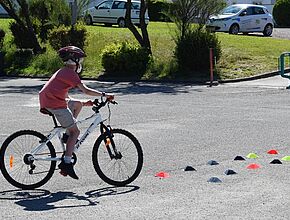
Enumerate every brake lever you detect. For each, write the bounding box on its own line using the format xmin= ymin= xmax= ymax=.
xmin=93 ymin=98 xmax=99 ymax=106
xmin=110 ymin=100 xmax=118 ymax=105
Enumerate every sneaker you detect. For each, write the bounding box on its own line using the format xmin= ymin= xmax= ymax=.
xmin=58 ymin=161 xmax=79 ymax=180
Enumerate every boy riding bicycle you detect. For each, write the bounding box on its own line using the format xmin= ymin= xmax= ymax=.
xmin=39 ymin=46 xmax=114 ymax=180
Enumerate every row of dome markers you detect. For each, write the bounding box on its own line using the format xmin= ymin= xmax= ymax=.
xmin=155 ymin=149 xmax=290 ymax=182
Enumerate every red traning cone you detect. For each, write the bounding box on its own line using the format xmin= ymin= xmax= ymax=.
xmin=247 ymin=163 xmax=261 ymax=169
xmin=155 ymin=171 xmax=169 ymax=178
xmin=267 ymin=149 xmax=278 ymax=155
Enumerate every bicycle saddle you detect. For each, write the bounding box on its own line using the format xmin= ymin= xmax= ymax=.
xmin=40 ymin=108 xmax=53 ymax=116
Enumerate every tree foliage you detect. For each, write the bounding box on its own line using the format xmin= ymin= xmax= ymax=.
xmin=0 ymin=0 xmax=42 ymax=53
xmin=273 ymin=0 xmax=290 ymax=27
xmin=166 ymin=0 xmax=225 ymax=75
xmin=167 ymin=0 xmax=226 ymax=39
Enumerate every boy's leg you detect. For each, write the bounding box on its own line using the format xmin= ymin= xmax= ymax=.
xmin=65 ymin=124 xmax=80 ymax=159
xmin=68 ymin=100 xmax=82 ymax=118
xmin=46 ymin=107 xmax=80 ymax=179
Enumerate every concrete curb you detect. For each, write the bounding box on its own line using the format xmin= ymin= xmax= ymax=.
xmin=217 ymin=70 xmax=280 ymax=84
xmin=0 ymin=70 xmax=282 ymax=85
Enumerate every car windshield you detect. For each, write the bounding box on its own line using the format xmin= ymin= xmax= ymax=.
xmin=221 ymin=5 xmax=243 ymax=15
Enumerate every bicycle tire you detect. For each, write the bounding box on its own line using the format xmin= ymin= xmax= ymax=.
xmin=92 ymin=128 xmax=143 ymax=186
xmin=0 ymin=130 xmax=56 ymax=189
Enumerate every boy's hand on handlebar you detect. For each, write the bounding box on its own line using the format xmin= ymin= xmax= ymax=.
xmin=104 ymin=93 xmax=114 ymax=101
xmin=82 ymin=100 xmax=94 ymax=106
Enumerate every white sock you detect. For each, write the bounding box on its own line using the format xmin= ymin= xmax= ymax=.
xmin=64 ymin=156 xmax=72 ymax=164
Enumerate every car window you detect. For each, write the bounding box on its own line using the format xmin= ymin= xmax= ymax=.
xmin=253 ymin=7 xmax=265 ymax=15
xmin=112 ymin=1 xmax=125 ymax=9
xmin=246 ymin=7 xmax=254 ymax=15
xmin=132 ymin=3 xmax=140 ymax=10
xmin=221 ymin=5 xmax=243 ymax=15
xmin=111 ymin=1 xmax=139 ymax=9
xmin=97 ymin=1 xmax=113 ymax=10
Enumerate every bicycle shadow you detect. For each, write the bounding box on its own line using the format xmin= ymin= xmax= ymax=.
xmin=0 ymin=185 xmax=139 ymax=211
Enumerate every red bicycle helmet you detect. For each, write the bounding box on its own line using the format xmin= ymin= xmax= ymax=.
xmin=58 ymin=46 xmax=86 ymax=63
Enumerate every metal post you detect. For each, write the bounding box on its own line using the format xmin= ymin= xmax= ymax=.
xmin=209 ymin=48 xmax=214 ymax=87
xmin=69 ymin=0 xmax=78 ymax=26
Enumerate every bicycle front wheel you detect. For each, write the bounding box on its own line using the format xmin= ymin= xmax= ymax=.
xmin=0 ymin=130 xmax=56 ymax=189
xmin=92 ymin=128 xmax=143 ymax=186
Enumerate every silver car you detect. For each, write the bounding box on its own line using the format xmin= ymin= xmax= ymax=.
xmin=82 ymin=0 xmax=149 ymax=27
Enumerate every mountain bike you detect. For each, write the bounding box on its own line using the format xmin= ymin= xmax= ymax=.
xmin=0 ymin=98 xmax=143 ymax=190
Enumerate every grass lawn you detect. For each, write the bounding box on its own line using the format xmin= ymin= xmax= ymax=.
xmin=1 ymin=18 xmax=290 ymax=80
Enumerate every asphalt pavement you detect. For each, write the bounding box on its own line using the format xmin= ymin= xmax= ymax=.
xmin=272 ymin=28 xmax=290 ymax=40
xmin=0 ymin=76 xmax=290 ymax=219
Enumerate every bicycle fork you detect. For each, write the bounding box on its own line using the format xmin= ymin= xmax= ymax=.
xmin=100 ymin=123 xmax=122 ymax=160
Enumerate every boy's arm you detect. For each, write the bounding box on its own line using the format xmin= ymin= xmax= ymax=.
xmin=77 ymin=83 xmax=114 ymax=100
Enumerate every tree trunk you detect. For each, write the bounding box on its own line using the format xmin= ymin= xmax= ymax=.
xmin=125 ymin=0 xmax=152 ymax=54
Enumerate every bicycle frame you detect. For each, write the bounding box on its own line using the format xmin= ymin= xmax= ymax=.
xmin=31 ymin=111 xmax=107 ymax=162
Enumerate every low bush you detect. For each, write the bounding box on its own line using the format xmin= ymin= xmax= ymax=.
xmin=174 ymin=27 xmax=221 ymax=77
xmin=101 ymin=42 xmax=150 ymax=78
xmin=5 ymin=48 xmax=34 ymax=74
xmin=273 ymin=0 xmax=290 ymax=27
xmin=29 ymin=0 xmax=71 ymax=43
xmin=48 ymin=23 xmax=87 ymax=50
xmin=0 ymin=28 xmax=5 ymax=50
xmin=28 ymin=50 xmax=62 ymax=75
xmin=9 ymin=22 xmax=35 ymax=49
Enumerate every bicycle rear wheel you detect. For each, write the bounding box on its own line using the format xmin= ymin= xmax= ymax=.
xmin=92 ymin=128 xmax=143 ymax=186
xmin=0 ymin=130 xmax=56 ymax=189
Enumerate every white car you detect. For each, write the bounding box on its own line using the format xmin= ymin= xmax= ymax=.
xmin=207 ymin=4 xmax=274 ymax=36
xmin=82 ymin=0 xmax=149 ymax=27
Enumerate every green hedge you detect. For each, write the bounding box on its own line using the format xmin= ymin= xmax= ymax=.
xmin=175 ymin=27 xmax=221 ymax=76
xmin=0 ymin=28 xmax=5 ymax=49
xmin=48 ymin=23 xmax=87 ymax=50
xmin=101 ymin=42 xmax=150 ymax=78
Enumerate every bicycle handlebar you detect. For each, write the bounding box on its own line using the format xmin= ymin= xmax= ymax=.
xmin=92 ymin=97 xmax=117 ymax=112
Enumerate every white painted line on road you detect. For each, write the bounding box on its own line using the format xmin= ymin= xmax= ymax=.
xmin=21 ymin=97 xmax=40 ymax=107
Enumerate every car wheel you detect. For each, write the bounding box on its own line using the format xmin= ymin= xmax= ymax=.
xmin=85 ymin=15 xmax=93 ymax=25
xmin=263 ymin=24 xmax=273 ymax=37
xmin=229 ymin=24 xmax=239 ymax=35
xmin=118 ymin=18 xmax=126 ymax=28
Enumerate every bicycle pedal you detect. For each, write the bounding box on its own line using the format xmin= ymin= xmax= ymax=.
xmin=59 ymin=170 xmax=68 ymax=176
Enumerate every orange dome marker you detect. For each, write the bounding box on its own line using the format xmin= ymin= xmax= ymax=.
xmin=267 ymin=149 xmax=278 ymax=155
xmin=155 ymin=171 xmax=169 ymax=178
xmin=247 ymin=163 xmax=261 ymax=169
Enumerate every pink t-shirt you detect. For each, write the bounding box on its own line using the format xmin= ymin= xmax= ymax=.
xmin=39 ymin=67 xmax=81 ymax=109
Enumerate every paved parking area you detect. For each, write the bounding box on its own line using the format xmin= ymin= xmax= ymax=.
xmin=272 ymin=28 xmax=290 ymax=39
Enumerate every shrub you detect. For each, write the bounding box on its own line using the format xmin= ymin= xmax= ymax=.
xmin=29 ymin=0 xmax=71 ymax=43
xmin=273 ymin=0 xmax=290 ymax=27
xmin=48 ymin=23 xmax=87 ymax=50
xmin=0 ymin=28 xmax=5 ymax=50
xmin=101 ymin=42 xmax=150 ymax=77
xmin=174 ymin=27 xmax=221 ymax=76
xmin=29 ymin=50 xmax=63 ymax=75
xmin=148 ymin=0 xmax=171 ymax=22
xmin=5 ymin=49 xmax=34 ymax=74
xmin=9 ymin=22 xmax=35 ymax=49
